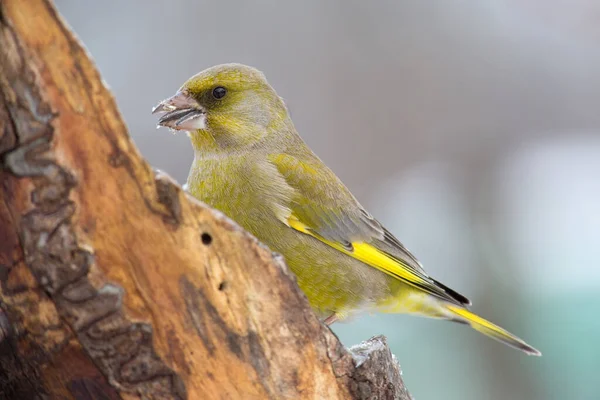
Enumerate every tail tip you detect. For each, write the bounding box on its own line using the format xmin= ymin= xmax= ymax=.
xmin=522 ymin=344 xmax=542 ymax=357
xmin=446 ymin=305 xmax=542 ymax=356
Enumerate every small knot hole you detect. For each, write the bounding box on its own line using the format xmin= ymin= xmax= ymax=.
xmin=201 ymin=233 xmax=212 ymax=245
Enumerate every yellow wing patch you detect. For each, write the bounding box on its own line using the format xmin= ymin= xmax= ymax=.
xmin=287 ymin=214 xmax=452 ymax=301
xmin=349 ymin=242 xmax=432 ymax=287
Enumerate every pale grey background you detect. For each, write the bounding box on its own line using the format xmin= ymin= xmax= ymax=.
xmin=57 ymin=1 xmax=600 ymax=399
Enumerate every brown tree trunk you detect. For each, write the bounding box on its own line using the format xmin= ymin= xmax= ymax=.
xmin=0 ymin=1 xmax=411 ymax=399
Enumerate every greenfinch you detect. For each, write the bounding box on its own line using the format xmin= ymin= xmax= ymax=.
xmin=153 ymin=64 xmax=540 ymax=356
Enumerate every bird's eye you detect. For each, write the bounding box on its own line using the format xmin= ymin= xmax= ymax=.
xmin=212 ymin=86 xmax=227 ymax=99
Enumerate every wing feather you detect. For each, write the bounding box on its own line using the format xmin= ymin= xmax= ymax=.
xmin=270 ymin=153 xmax=470 ymax=306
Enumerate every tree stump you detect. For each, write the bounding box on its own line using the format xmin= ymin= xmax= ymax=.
xmin=0 ymin=1 xmax=411 ymax=399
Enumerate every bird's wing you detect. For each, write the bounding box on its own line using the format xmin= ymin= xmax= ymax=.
xmin=269 ymin=153 xmax=470 ymax=306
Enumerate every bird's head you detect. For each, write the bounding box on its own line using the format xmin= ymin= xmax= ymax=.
xmin=153 ymin=63 xmax=290 ymax=151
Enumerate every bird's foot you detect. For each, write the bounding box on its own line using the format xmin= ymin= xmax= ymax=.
xmin=323 ymin=313 xmax=338 ymax=325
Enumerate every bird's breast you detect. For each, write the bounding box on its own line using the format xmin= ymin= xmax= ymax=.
xmin=186 ymin=155 xmax=293 ymax=240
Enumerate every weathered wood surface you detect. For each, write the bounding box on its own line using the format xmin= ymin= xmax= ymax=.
xmin=0 ymin=1 xmax=412 ymax=399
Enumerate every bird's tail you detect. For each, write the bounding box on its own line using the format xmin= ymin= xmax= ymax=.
xmin=446 ymin=305 xmax=541 ymax=356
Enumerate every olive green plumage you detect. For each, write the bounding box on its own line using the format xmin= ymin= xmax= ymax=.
xmin=153 ymin=63 xmax=540 ymax=356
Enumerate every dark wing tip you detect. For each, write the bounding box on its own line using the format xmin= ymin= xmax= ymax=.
xmin=432 ymin=279 xmax=472 ymax=306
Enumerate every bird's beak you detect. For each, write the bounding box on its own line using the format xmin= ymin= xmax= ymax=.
xmin=152 ymin=90 xmax=206 ymax=131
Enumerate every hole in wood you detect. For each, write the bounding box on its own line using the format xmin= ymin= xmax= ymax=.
xmin=218 ymin=281 xmax=227 ymax=291
xmin=201 ymin=233 xmax=212 ymax=245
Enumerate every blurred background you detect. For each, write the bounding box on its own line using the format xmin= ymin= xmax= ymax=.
xmin=56 ymin=1 xmax=600 ymax=399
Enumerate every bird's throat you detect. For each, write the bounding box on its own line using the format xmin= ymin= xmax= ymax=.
xmin=188 ymin=129 xmax=220 ymax=153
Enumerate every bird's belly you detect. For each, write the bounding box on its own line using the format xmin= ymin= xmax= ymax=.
xmin=272 ymin=230 xmax=406 ymax=318
xmin=248 ymin=219 xmax=406 ymax=318
xmin=187 ymin=158 xmax=403 ymax=318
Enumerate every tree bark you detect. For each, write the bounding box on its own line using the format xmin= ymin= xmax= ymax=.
xmin=0 ymin=1 xmax=412 ymax=399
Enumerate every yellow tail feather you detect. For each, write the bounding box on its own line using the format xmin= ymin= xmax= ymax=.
xmin=446 ymin=305 xmax=541 ymax=356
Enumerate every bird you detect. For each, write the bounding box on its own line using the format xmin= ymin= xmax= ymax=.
xmin=152 ymin=63 xmax=541 ymax=356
